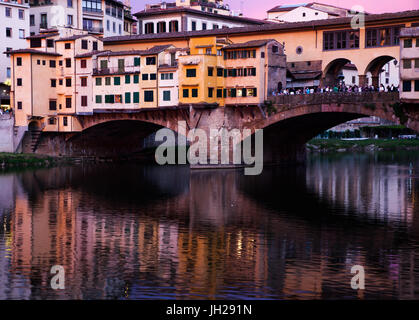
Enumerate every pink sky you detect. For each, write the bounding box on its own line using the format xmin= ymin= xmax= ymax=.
xmin=131 ymin=0 xmax=419 ymax=18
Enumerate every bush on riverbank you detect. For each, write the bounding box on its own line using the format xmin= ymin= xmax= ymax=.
xmin=307 ymin=139 xmax=419 ymax=153
xmin=0 ymin=153 xmax=58 ymax=168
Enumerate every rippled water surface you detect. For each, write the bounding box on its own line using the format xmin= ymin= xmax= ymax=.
xmin=1 ymin=151 xmax=419 ymax=299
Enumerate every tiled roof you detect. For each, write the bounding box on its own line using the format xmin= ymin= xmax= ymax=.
xmin=75 ymin=45 xmax=172 ymax=58
xmin=134 ymin=7 xmax=269 ymax=25
xmin=55 ymin=34 xmax=98 ymax=42
xmin=223 ymin=39 xmax=277 ymax=49
xmin=5 ymin=49 xmax=62 ymax=56
xmin=26 ymin=33 xmax=60 ymax=39
xmin=104 ymin=10 xmax=419 ymax=44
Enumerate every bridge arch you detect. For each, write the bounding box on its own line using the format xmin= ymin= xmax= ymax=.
xmin=364 ymin=55 xmax=398 ymax=88
xmin=322 ymin=58 xmax=360 ymax=87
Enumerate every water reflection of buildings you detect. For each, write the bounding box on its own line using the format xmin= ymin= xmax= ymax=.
xmin=0 ymin=161 xmax=419 ymax=299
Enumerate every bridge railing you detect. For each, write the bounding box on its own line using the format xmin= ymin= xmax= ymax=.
xmin=267 ymin=92 xmax=399 ymax=106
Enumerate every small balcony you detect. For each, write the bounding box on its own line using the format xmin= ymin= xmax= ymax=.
xmin=93 ymin=66 xmax=140 ymax=75
xmin=82 ymin=7 xmax=104 ymax=16
xmin=83 ymin=26 xmax=104 ymax=34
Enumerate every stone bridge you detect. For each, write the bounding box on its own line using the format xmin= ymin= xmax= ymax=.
xmin=29 ymin=92 xmax=419 ymax=164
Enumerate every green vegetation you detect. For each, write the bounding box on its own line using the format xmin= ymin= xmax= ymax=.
xmin=0 ymin=153 xmax=72 ymax=169
xmin=307 ymin=139 xmax=419 ymax=153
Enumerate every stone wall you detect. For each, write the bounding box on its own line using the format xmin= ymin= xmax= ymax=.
xmin=0 ymin=114 xmax=14 ymax=152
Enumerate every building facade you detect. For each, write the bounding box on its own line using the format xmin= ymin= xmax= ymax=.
xmin=1 ymin=0 xmax=30 ymax=85
xmin=134 ymin=2 xmax=267 ymax=35
xmin=28 ymin=0 xmax=135 ymax=37
xmin=399 ymin=26 xmax=419 ymax=103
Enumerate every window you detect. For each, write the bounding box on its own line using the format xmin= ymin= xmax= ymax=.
xmin=49 ymin=60 xmax=56 ymax=68
xmin=261 ymin=52 xmax=265 ymax=58
xmin=133 ymin=92 xmax=140 ymax=103
xmin=48 ymin=117 xmax=56 ymax=125
xmin=6 ymin=28 xmax=11 ymax=38
xmin=17 ymin=101 xmax=22 ymax=110
xmin=145 ymin=22 xmax=154 ymax=34
xmin=49 ymin=100 xmax=57 ymax=110
xmin=186 ymin=69 xmax=196 ymax=77
xmin=202 ymin=23 xmax=207 ymax=30
xmin=51 ymin=79 xmax=56 ymax=87
xmin=66 ymin=97 xmax=72 ymax=108
xmin=81 ymin=77 xmax=87 ymax=87
xmin=65 ymin=78 xmax=72 ymax=87
xmin=80 ymin=59 xmax=87 ymax=68
xmin=183 ymin=89 xmax=189 ymax=98
xmin=157 ymin=21 xmax=166 ymax=33
xmin=272 ymin=46 xmax=279 ymax=53
xmin=248 ymin=88 xmax=257 ymax=97
xmin=67 ymin=0 xmax=73 ymax=7
xmin=47 ymin=39 xmax=54 ymax=48
xmin=106 ymin=20 xmax=110 ymax=31
xmin=81 ymin=40 xmax=88 ymax=50
xmin=16 ymin=57 xmax=22 ymax=66
xmin=416 ymin=38 xmax=419 ymax=47
xmin=105 ymin=77 xmax=111 ymax=85
xmin=95 ymin=95 xmax=102 ymax=103
xmin=81 ymin=96 xmax=87 ymax=107
xmin=402 ymin=80 xmax=412 ymax=92
xmin=415 ymin=80 xmax=419 ymax=92
xmin=100 ymin=60 xmax=108 ymax=69
xmin=96 ymin=78 xmax=102 ymax=86
xmin=63 ymin=117 xmax=68 ymax=126
xmin=324 ymin=30 xmax=360 ymax=50
xmin=93 ymin=41 xmax=98 ymax=51
xmin=144 ymin=91 xmax=154 ymax=102
xmin=146 ymin=57 xmax=156 ymax=65
xmin=216 ymin=89 xmax=223 ymax=98
xmin=150 ymin=73 xmax=157 ymax=80
xmin=67 ymin=15 xmax=73 ymax=26
xmin=114 ymin=77 xmax=120 ymax=85
xmin=59 ymin=79 xmax=63 ymax=85
xmin=5 ymin=7 xmax=11 ymax=18
xmin=125 ymin=92 xmax=131 ymax=103
xmin=134 ymin=57 xmax=140 ymax=66
xmin=19 ymin=9 xmax=24 ymax=20
xmin=366 ymin=26 xmax=401 ymax=48
xmin=191 ymin=21 xmax=196 ymax=31
xmin=302 ymin=12 xmax=306 ymax=17
xmin=65 ymin=43 xmax=71 ymax=49
xmin=404 ymin=39 xmax=413 ymax=48
xmin=42 ymin=60 xmax=46 ymax=66
xmin=415 ymin=59 xmax=419 ymax=69
xmin=217 ymin=68 xmax=223 ymax=77
xmin=208 ymin=67 xmax=214 ymax=76
xmin=125 ymin=75 xmax=130 ymax=84
xmin=17 ymin=78 xmax=22 ymax=86
xmin=105 ymin=95 xmax=114 ymax=103
xmin=65 ymin=58 xmax=71 ymax=68
xmin=403 ymin=59 xmax=412 ymax=69
xmin=30 ymin=15 xmax=35 ymax=26
xmin=208 ymin=88 xmax=214 ymax=98
xmin=163 ymin=91 xmax=171 ymax=101
xmin=161 ymin=73 xmax=173 ymax=80
xmin=133 ymin=74 xmax=139 ymax=83
xmin=142 ymin=74 xmax=149 ymax=81
xmin=192 ymin=88 xmax=198 ymax=98
xmin=169 ymin=20 xmax=179 ymax=32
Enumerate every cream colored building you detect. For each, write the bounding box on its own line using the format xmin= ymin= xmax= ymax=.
xmin=399 ymin=27 xmax=419 ymax=103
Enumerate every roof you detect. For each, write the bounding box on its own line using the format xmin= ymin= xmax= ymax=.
xmin=104 ymin=9 xmax=419 ymax=44
xmin=288 ymin=70 xmax=323 ymax=80
xmin=267 ymin=2 xmax=350 ymax=14
xmin=75 ymin=45 xmax=172 ymax=58
xmin=26 ymin=33 xmax=60 ymax=39
xmin=223 ymin=39 xmax=277 ymax=49
xmin=5 ymin=49 xmax=62 ymax=56
xmin=55 ymin=34 xmax=98 ymax=42
xmin=400 ymin=26 xmax=419 ymax=37
xmin=134 ymin=7 xmax=269 ymax=25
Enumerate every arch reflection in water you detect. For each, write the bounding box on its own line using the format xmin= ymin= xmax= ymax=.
xmin=0 ymin=152 xmax=418 ymax=299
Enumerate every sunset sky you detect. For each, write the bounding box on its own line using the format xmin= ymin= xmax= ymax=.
xmin=131 ymin=0 xmax=419 ymax=18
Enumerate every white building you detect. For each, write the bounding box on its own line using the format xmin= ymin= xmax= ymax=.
xmin=1 ymin=0 xmax=30 ymax=85
xmin=399 ymin=27 xmax=419 ymax=103
xmin=340 ymin=61 xmax=399 ymax=88
xmin=267 ymin=2 xmax=357 ymax=23
xmin=134 ymin=1 xmax=267 ymax=35
xmin=28 ymin=0 xmax=135 ymax=38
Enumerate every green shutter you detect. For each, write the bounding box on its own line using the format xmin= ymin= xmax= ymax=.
xmin=125 ymin=92 xmax=131 ymax=103
xmin=125 ymin=75 xmax=130 ymax=84
xmin=114 ymin=77 xmax=120 ymax=85
xmin=95 ymin=77 xmax=102 ymax=86
xmin=95 ymin=95 xmax=102 ymax=103
xmin=133 ymin=74 xmax=139 ymax=83
xmin=133 ymin=92 xmax=140 ymax=103
xmin=105 ymin=77 xmax=111 ymax=85
xmin=134 ymin=57 xmax=140 ymax=66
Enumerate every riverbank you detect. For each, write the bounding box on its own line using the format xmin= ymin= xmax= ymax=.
xmin=0 ymin=153 xmax=75 ymax=170
xmin=307 ymin=139 xmax=419 ymax=153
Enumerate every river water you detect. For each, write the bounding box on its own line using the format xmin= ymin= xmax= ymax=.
xmin=0 ymin=151 xmax=419 ymax=300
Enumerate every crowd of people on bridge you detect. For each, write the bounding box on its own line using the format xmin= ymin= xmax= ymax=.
xmin=271 ymin=83 xmax=399 ymax=96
